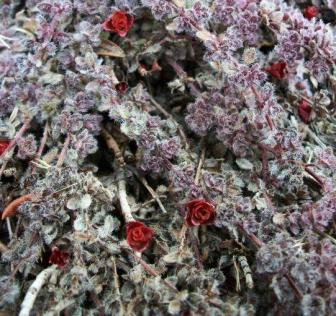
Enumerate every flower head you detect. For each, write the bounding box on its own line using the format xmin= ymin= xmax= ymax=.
xmin=102 ymin=11 xmax=134 ymax=37
xmin=265 ymin=62 xmax=287 ymax=79
xmin=185 ymin=199 xmax=216 ymax=227
xmin=303 ymin=6 xmax=319 ymax=20
xmin=298 ymin=100 xmax=313 ymax=124
xmin=115 ymin=82 xmax=129 ymax=94
xmin=49 ymin=247 xmax=70 ymax=269
xmin=126 ymin=221 xmax=153 ymax=252
xmin=0 ymin=140 xmax=10 ymax=156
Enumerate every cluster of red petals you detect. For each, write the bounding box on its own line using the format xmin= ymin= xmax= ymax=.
xmin=102 ymin=11 xmax=134 ymax=37
xmin=185 ymin=199 xmax=216 ymax=227
xmin=265 ymin=62 xmax=287 ymax=79
xmin=49 ymin=247 xmax=70 ymax=269
xmin=126 ymin=221 xmax=153 ymax=252
xmin=303 ymin=6 xmax=319 ymax=20
xmin=0 ymin=140 xmax=10 ymax=156
xmin=115 ymin=82 xmax=129 ymax=94
xmin=298 ymin=100 xmax=313 ymax=124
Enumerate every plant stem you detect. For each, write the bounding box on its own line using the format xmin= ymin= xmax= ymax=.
xmin=56 ymin=134 xmax=71 ymax=168
xmin=19 ymin=266 xmax=56 ymax=316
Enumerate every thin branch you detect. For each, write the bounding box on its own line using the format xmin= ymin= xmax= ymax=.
xmin=166 ymin=57 xmax=202 ymax=97
xmin=101 ymin=128 xmax=125 ymax=167
xmin=36 ymin=122 xmax=49 ymax=159
xmin=32 ymin=122 xmax=49 ymax=173
xmin=137 ymin=176 xmax=167 ymax=213
xmin=6 ymin=218 xmax=13 ymax=240
xmin=56 ymin=134 xmax=71 ymax=168
xmin=149 ymin=96 xmax=191 ymax=152
xmin=19 ymin=266 xmax=56 ymax=316
xmin=126 ymin=249 xmax=178 ymax=293
xmin=102 ymin=128 xmax=135 ymax=222
xmin=0 ymin=241 xmax=8 ymax=253
xmin=0 ymin=119 xmax=31 ymax=159
xmin=238 ymin=224 xmax=303 ymax=299
xmin=112 ymin=257 xmax=125 ymax=316
xmin=0 ymin=119 xmax=31 ymax=178
xmin=195 ymin=140 xmax=206 ymax=186
xmin=118 ymin=175 xmax=134 ymax=223
xmin=188 ymin=228 xmax=204 ymax=270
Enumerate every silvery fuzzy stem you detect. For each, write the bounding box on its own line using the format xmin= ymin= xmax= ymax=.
xmin=118 ymin=174 xmax=134 ymax=223
xmin=19 ymin=266 xmax=56 ymax=316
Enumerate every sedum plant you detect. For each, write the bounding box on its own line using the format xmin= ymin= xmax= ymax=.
xmin=0 ymin=0 xmax=336 ymax=315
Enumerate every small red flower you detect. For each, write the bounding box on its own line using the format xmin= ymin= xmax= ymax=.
xmin=304 ymin=6 xmax=319 ymax=20
xmin=115 ymin=82 xmax=128 ymax=94
xmin=298 ymin=100 xmax=313 ymax=124
xmin=102 ymin=11 xmax=134 ymax=37
xmin=49 ymin=246 xmax=70 ymax=269
xmin=126 ymin=221 xmax=153 ymax=252
xmin=185 ymin=199 xmax=215 ymax=227
xmin=0 ymin=140 xmax=10 ymax=156
xmin=265 ymin=62 xmax=287 ymax=79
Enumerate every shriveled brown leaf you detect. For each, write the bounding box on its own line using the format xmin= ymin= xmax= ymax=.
xmin=96 ymin=40 xmax=125 ymax=58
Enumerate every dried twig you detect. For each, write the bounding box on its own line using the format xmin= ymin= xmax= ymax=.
xmin=32 ymin=122 xmax=49 ymax=173
xmin=101 ymin=128 xmax=125 ymax=167
xmin=6 ymin=218 xmax=13 ymax=240
xmin=149 ymin=96 xmax=191 ymax=152
xmin=0 ymin=119 xmax=31 ymax=178
xmin=19 ymin=266 xmax=56 ymax=316
xmin=0 ymin=241 xmax=8 ymax=253
xmin=0 ymin=119 xmax=31 ymax=159
xmin=137 ymin=176 xmax=167 ymax=213
xmin=239 ymin=225 xmax=303 ymax=299
xmin=126 ymin=249 xmax=178 ymax=293
xmin=112 ymin=257 xmax=125 ymax=316
xmin=56 ymin=134 xmax=71 ymax=168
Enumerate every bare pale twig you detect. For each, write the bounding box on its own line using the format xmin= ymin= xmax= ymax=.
xmin=112 ymin=257 xmax=125 ymax=316
xmin=137 ymin=176 xmax=167 ymax=213
xmin=195 ymin=140 xmax=206 ymax=186
xmin=19 ymin=266 xmax=56 ymax=316
xmin=6 ymin=218 xmax=13 ymax=240
xmin=101 ymin=128 xmax=125 ymax=167
xmin=118 ymin=175 xmax=134 ymax=223
xmin=0 ymin=241 xmax=8 ymax=253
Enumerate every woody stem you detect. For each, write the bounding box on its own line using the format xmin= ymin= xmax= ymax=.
xmin=101 ymin=128 xmax=134 ymax=222
xmin=118 ymin=173 xmax=134 ymax=223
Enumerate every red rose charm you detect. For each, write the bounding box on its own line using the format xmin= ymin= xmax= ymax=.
xmin=126 ymin=221 xmax=153 ymax=252
xmin=298 ymin=100 xmax=313 ymax=124
xmin=49 ymin=247 xmax=70 ymax=269
xmin=304 ymin=6 xmax=319 ymax=20
xmin=185 ymin=199 xmax=215 ymax=227
xmin=265 ymin=62 xmax=287 ymax=80
xmin=0 ymin=140 xmax=10 ymax=156
xmin=102 ymin=11 xmax=134 ymax=37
